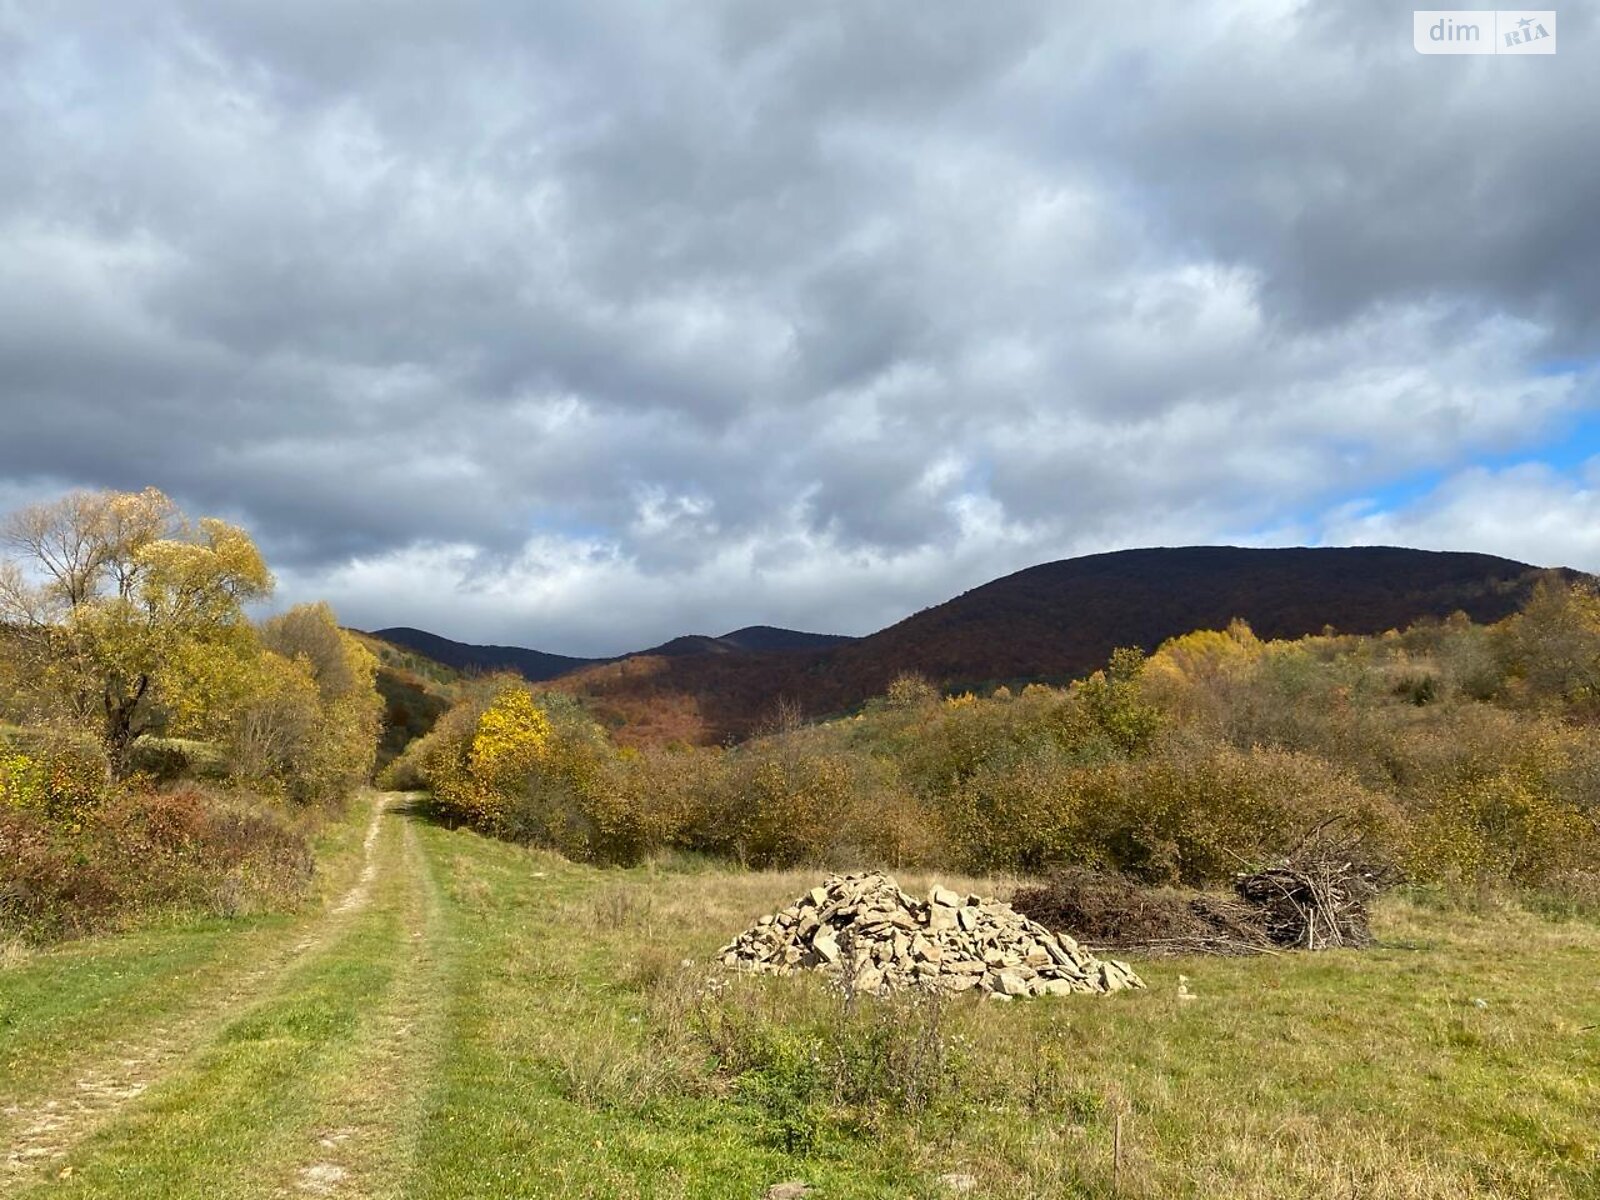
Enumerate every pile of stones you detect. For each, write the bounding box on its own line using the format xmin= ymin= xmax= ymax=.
xmin=719 ymin=872 xmax=1143 ymax=999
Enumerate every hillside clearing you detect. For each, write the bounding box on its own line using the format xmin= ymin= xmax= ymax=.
xmin=1 ymin=792 xmax=1596 ymax=1198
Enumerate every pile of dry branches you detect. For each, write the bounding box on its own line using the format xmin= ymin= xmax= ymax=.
xmin=1232 ymin=818 xmax=1387 ymax=950
xmin=1011 ymin=868 xmax=1275 ymax=958
xmin=1015 ymin=818 xmax=1392 ymax=956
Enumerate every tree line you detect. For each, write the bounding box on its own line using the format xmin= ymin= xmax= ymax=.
xmin=1 ymin=488 xmax=383 ymax=939
xmin=389 ymin=577 xmax=1600 ymax=905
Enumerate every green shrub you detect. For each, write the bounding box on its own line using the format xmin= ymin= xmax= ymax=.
xmin=696 ymin=739 xmax=860 ymax=868
xmin=583 ymin=747 xmax=715 ymax=866
xmin=127 ymin=739 xmax=191 ymax=782
xmin=687 ymin=974 xmax=964 ymax=1150
xmin=939 ymin=745 xmax=1083 ymax=872
xmin=944 ymin=739 xmax=1396 ymax=885
xmin=687 ymin=734 xmax=938 ymax=869
xmin=1402 ymin=732 xmax=1600 ymax=888
xmin=1393 ymin=673 xmax=1440 ymax=706
xmin=377 ymin=738 xmax=432 ymax=791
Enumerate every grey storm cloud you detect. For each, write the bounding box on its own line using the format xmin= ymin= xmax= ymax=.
xmin=1 ymin=1 xmax=1596 ymax=652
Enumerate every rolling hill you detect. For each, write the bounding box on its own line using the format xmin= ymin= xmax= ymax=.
xmin=373 ymin=624 xmax=855 ymax=678
xmin=372 ymin=546 xmax=1582 ymax=746
xmin=548 ymin=546 xmax=1579 ymax=744
xmin=638 ymin=626 xmax=858 ymax=658
xmin=817 ymin=545 xmax=1567 ymax=690
xmin=370 ymin=627 xmax=600 ymax=682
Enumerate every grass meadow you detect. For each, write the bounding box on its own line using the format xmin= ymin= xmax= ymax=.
xmin=2 ymin=793 xmax=1596 ymax=1198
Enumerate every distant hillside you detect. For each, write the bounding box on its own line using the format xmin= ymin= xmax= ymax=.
xmin=549 ymin=546 xmax=1580 ymax=745
xmin=825 ymin=546 xmax=1573 ymax=690
xmin=717 ymin=625 xmax=857 ymax=653
xmin=347 ymin=631 xmax=465 ymax=764
xmin=640 ymin=626 xmax=857 ymax=657
xmin=371 ymin=627 xmax=602 ymax=682
xmin=373 ymin=624 xmax=856 ymax=678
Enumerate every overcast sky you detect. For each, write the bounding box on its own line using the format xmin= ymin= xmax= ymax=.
xmin=2 ymin=2 xmax=1597 ymax=654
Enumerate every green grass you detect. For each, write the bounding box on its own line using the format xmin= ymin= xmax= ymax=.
xmin=0 ymin=917 xmax=294 ymax=1097
xmin=3 ymin=796 xmax=1597 ymax=1198
xmin=0 ymin=794 xmax=374 ymax=1107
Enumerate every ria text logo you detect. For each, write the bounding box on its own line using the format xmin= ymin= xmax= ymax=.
xmin=1414 ymin=10 xmax=1556 ymax=53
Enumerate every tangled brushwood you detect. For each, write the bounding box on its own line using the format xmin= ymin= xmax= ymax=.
xmin=719 ymin=872 xmax=1144 ymax=999
xmin=1014 ymin=820 xmax=1388 ymax=956
xmin=1011 ymin=868 xmax=1276 ymax=957
xmin=1233 ymin=817 xmax=1389 ymax=950
xmin=1234 ymin=860 xmax=1381 ymax=950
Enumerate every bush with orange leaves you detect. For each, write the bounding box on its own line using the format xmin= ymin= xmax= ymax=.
xmin=1 ymin=781 xmax=312 ymax=942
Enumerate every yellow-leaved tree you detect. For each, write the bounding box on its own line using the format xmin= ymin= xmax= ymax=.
xmin=1497 ymin=577 xmax=1600 ymax=708
xmin=255 ymin=603 xmax=384 ymax=803
xmin=408 ymin=681 xmax=625 ymax=851
xmin=464 ymin=685 xmax=553 ymax=829
xmin=1141 ymin=619 xmax=1268 ymax=732
xmin=0 ymin=489 xmax=272 ymax=777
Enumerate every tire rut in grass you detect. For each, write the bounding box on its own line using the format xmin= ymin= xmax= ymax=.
xmin=0 ymin=795 xmax=397 ymax=1183
xmin=278 ymin=815 xmax=450 ymax=1200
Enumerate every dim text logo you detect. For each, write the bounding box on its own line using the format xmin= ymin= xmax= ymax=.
xmin=1414 ymin=10 xmax=1556 ymax=53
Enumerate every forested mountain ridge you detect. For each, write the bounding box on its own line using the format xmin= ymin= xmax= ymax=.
xmin=373 ymin=546 xmax=1581 ymax=745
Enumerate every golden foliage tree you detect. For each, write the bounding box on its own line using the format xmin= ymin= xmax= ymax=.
xmin=205 ymin=603 xmax=385 ymax=804
xmin=259 ymin=603 xmax=384 ymax=799
xmin=470 ymin=686 xmax=554 ymax=791
xmin=415 ymin=682 xmax=557 ymax=832
xmin=0 ymin=489 xmax=272 ymax=776
xmin=1497 ymin=577 xmax=1600 ymax=707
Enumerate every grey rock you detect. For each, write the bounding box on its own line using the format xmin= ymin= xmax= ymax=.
xmin=996 ymin=970 xmax=1031 ymax=996
xmin=813 ymin=931 xmax=841 ymax=964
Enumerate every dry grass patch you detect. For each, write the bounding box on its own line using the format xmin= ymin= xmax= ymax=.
xmin=0 ymin=938 xmax=32 ymax=971
xmin=541 ymin=860 xmax=1600 ymax=1198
